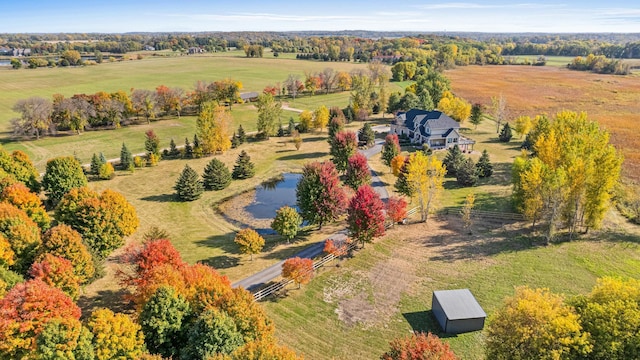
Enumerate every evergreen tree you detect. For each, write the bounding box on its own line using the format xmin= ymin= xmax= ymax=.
xmin=470 ymin=103 xmax=484 ymax=129
xmin=90 ymin=153 xmax=102 ymax=176
xmin=192 ymin=134 xmax=202 ymax=158
xmin=168 ymin=138 xmax=181 ymax=158
xmin=182 ymin=138 xmax=193 ymax=159
xmin=120 ymin=143 xmax=133 ymax=171
xmin=145 ymin=130 xmax=160 ymax=157
xmin=287 ymin=117 xmax=296 ymax=136
xmin=232 ymin=151 xmax=255 ymax=180
xmin=456 ymin=158 xmax=478 ymax=186
xmin=442 ymin=145 xmax=464 ymax=177
xmin=237 ymin=125 xmax=246 ymax=144
xmin=394 ymin=158 xmax=414 ymax=197
xmin=327 ymin=116 xmax=345 ymax=142
xmin=202 ymin=158 xmax=232 ymax=191
xmin=381 ymin=134 xmax=401 ymax=168
xmin=174 ymin=165 xmax=204 ymax=201
xmin=231 ymin=132 xmax=240 ymax=149
xmin=358 ymin=122 xmax=375 ymax=148
xmin=277 ymin=120 xmax=285 ymax=137
xmin=476 ymin=149 xmax=493 ymax=178
xmin=499 ymin=122 xmax=513 ymax=142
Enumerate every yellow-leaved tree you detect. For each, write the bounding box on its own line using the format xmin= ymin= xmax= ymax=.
xmin=406 ymin=152 xmax=446 ymax=222
xmin=313 ymin=105 xmax=330 ymax=131
xmin=437 ymin=91 xmax=471 ymax=123
xmin=486 ymin=287 xmax=592 ymax=360
xmin=197 ymin=102 xmax=232 ymax=155
xmin=513 ymin=111 xmax=622 ymax=241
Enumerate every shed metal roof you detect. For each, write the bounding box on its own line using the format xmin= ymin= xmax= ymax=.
xmin=433 ymin=289 xmax=486 ymax=320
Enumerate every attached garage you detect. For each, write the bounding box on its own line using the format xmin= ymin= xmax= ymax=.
xmin=432 ymin=289 xmax=486 ymax=334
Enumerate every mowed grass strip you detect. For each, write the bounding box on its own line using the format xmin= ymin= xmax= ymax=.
xmin=263 ymin=216 xmax=640 ymax=360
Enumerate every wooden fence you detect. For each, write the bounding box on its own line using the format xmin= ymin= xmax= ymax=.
xmin=440 ymin=207 xmax=525 ymax=221
xmin=251 ymin=207 xmax=420 ymax=301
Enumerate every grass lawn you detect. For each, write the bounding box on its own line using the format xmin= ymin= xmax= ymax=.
xmin=0 ymin=53 xmax=368 ymax=140
xmin=262 ymin=212 xmax=640 ymax=359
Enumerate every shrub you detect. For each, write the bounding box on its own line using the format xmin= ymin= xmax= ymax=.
xmin=134 ymin=156 xmax=144 ymax=168
xmin=98 ymin=162 xmax=115 ymax=180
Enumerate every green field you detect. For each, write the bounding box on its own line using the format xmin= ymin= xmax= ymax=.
xmin=0 ymin=54 xmax=372 ymax=169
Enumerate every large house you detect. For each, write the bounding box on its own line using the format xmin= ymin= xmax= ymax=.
xmin=390 ymin=109 xmax=475 ymax=151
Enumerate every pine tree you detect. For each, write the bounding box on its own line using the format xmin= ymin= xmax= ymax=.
xmin=476 ymin=149 xmax=493 ymax=178
xmin=277 ymin=120 xmax=285 ymax=137
xmin=443 ymin=145 xmax=464 ymax=177
xmin=287 ymin=117 xmax=296 ymax=136
xmin=183 ymin=137 xmax=193 ymax=159
xmin=145 ymin=130 xmax=160 ymax=157
xmin=381 ymin=134 xmax=401 ymax=168
xmin=470 ymin=103 xmax=484 ymax=129
xmin=499 ymin=122 xmax=513 ymax=142
xmin=358 ymin=122 xmax=375 ymax=148
xmin=203 ymin=158 xmax=232 ymax=191
xmin=232 ymin=151 xmax=255 ymax=180
xmin=90 ymin=153 xmax=102 ymax=176
xmin=231 ymin=132 xmax=240 ymax=149
xmin=327 ymin=115 xmax=345 ymax=142
xmin=456 ymin=158 xmax=479 ymax=186
xmin=120 ymin=143 xmax=133 ymax=171
xmin=174 ymin=165 xmax=204 ymax=201
xmin=168 ymin=138 xmax=181 ymax=158
xmin=237 ymin=125 xmax=246 ymax=143
xmin=394 ymin=158 xmax=413 ymax=197
xmin=192 ymin=134 xmax=202 ymax=158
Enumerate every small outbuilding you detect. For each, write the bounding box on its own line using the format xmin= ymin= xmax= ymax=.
xmin=432 ymin=289 xmax=486 ymax=334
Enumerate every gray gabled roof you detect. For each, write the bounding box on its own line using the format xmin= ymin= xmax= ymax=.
xmin=433 ymin=289 xmax=486 ymax=320
xmin=240 ymin=92 xmax=259 ymax=100
xmin=422 ymin=111 xmax=459 ymax=130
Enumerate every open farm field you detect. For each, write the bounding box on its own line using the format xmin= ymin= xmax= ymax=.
xmin=263 ymin=213 xmax=640 ymax=359
xmin=446 ymin=65 xmax=640 ymax=181
xmin=0 ymin=54 xmax=368 ymax=169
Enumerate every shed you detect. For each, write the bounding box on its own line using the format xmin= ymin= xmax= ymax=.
xmin=432 ymin=289 xmax=486 ymax=334
xmin=240 ymin=92 xmax=259 ymax=102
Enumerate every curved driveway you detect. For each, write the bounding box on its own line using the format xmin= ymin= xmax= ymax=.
xmin=232 ymin=124 xmax=391 ymax=291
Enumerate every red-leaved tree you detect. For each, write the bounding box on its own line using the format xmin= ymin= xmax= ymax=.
xmin=381 ymin=332 xmax=458 ymax=360
xmin=0 ymin=279 xmax=81 ymax=359
xmin=345 ymin=153 xmax=371 ymax=190
xmin=29 ymin=254 xmax=82 ymax=300
xmin=330 ymin=130 xmax=358 ymax=173
xmin=282 ymin=257 xmax=314 ymax=289
xmin=323 ymin=238 xmax=349 ymax=258
xmin=347 ymin=185 xmax=385 ymax=247
xmin=296 ymin=161 xmax=347 ymax=229
xmin=119 ymin=238 xmax=186 ymax=293
xmin=387 ymin=196 xmax=408 ymax=224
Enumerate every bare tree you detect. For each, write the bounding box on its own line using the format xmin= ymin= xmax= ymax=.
xmin=12 ymin=97 xmax=53 ymax=139
xmin=284 ymin=74 xmax=303 ymax=100
xmin=491 ymin=94 xmax=509 ymax=134
xmin=319 ymin=68 xmax=336 ymax=94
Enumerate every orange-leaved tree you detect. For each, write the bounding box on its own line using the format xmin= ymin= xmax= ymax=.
xmin=0 ymin=182 xmax=50 ymax=229
xmin=0 ymin=279 xmax=81 ymax=359
xmin=386 ymin=196 xmax=408 ymax=224
xmin=234 ymin=228 xmax=265 ymax=261
xmin=0 ymin=202 xmax=42 ymax=274
xmin=29 ymin=253 xmax=82 ymax=300
xmin=381 ymin=332 xmax=458 ymax=360
xmin=225 ymin=338 xmax=303 ymax=360
xmin=41 ymin=224 xmax=95 ymax=284
xmin=282 ymin=257 xmax=314 ymax=289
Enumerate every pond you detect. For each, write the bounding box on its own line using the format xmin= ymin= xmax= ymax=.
xmin=245 ymin=173 xmax=301 ymax=219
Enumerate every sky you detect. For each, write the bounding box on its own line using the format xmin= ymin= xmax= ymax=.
xmin=3 ymin=0 xmax=640 ymax=33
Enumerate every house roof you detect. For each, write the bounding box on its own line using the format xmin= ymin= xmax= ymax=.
xmin=402 ymin=109 xmax=430 ymax=130
xmin=240 ymin=92 xmax=259 ymax=100
xmin=433 ymin=289 xmax=486 ymax=320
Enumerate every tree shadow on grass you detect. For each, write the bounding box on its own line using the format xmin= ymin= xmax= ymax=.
xmin=200 ymin=255 xmax=241 ymax=269
xmin=77 ymin=288 xmax=134 ymax=318
xmin=402 ymin=310 xmax=457 ymax=338
xmin=425 ymin=214 xmax=538 ymax=262
xmin=302 ymin=136 xmax=328 ymax=143
xmin=195 ymin=232 xmax=237 ymax=254
xmin=277 ymin=152 xmax=327 ymax=161
xmin=140 ymin=193 xmax=176 ymax=202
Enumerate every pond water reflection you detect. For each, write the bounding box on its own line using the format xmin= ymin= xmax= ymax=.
xmin=244 ymin=173 xmax=302 ymax=219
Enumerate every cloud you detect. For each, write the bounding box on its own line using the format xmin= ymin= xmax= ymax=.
xmin=162 ymin=12 xmax=366 ymax=23
xmin=414 ymin=2 xmax=565 ymax=10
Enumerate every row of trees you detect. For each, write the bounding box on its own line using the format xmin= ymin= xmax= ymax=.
xmin=174 ymin=151 xmax=255 ymax=201
xmin=486 ymin=277 xmax=640 ymax=360
xmin=10 ymin=79 xmax=242 ymax=139
xmin=568 ymin=53 xmax=631 ymax=75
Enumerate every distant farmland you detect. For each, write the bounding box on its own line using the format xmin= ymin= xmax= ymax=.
xmin=447 ymin=65 xmax=640 ymax=181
